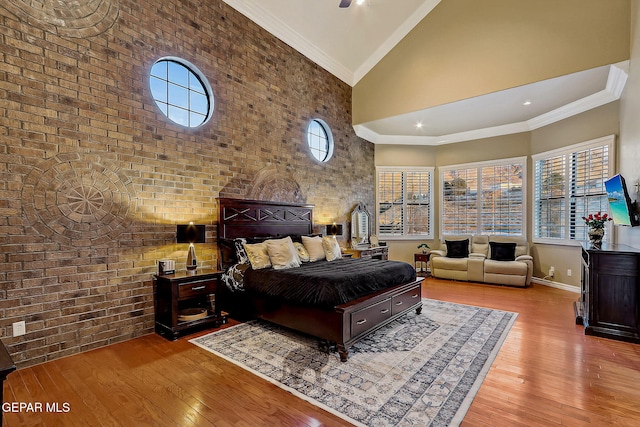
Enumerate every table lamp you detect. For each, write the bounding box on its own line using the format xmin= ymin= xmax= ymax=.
xmin=326 ymin=223 xmax=343 ymax=237
xmin=176 ymin=223 xmax=206 ymax=270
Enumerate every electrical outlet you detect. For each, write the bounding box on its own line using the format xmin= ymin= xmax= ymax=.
xmin=13 ymin=321 xmax=26 ymax=337
xmin=567 ymin=269 xmax=572 ymax=277
xmin=549 ymin=266 xmax=555 ymax=277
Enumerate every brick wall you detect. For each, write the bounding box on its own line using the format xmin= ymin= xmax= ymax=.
xmin=0 ymin=0 xmax=374 ymax=366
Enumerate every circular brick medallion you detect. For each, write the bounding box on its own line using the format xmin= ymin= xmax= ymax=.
xmin=3 ymin=0 xmax=119 ymax=38
xmin=23 ymin=154 xmax=136 ymax=246
xmin=246 ymin=167 xmax=305 ymax=204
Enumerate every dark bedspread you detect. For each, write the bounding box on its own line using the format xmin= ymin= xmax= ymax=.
xmin=243 ymin=258 xmax=416 ymax=308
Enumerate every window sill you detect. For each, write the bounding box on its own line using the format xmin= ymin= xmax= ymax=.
xmin=532 ymin=238 xmax=584 ymax=247
xmin=379 ymin=236 xmax=434 ymax=242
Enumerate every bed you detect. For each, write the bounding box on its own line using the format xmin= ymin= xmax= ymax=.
xmin=217 ymin=197 xmax=423 ymax=361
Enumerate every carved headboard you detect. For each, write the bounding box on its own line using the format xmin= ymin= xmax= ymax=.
xmin=217 ymin=198 xmax=314 ymax=269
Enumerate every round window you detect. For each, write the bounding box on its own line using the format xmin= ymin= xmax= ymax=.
xmin=149 ymin=57 xmax=214 ymax=128
xmin=306 ymin=119 xmax=334 ymax=163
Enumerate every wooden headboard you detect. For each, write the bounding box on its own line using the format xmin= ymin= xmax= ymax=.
xmin=217 ymin=198 xmax=314 ymax=268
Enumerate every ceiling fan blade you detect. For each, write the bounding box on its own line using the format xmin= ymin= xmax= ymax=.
xmin=339 ymin=0 xmax=352 ymax=8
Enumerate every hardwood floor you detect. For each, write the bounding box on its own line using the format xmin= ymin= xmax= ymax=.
xmin=3 ymin=278 xmax=640 ymax=426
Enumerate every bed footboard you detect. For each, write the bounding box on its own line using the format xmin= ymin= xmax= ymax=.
xmin=254 ymin=278 xmax=423 ymax=362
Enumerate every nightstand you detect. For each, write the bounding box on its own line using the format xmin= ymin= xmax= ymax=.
xmin=153 ymin=268 xmax=228 ymax=340
xmin=414 ymin=252 xmax=431 ymax=276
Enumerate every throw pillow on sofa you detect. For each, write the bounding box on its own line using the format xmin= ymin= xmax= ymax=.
xmin=446 ymin=239 xmax=469 ymax=258
xmin=489 ymin=241 xmax=517 ymax=261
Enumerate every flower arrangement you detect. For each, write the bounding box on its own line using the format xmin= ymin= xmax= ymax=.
xmin=417 ymin=243 xmax=430 ymax=253
xmin=582 ymin=211 xmax=612 ymax=229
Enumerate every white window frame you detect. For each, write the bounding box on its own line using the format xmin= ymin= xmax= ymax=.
xmin=439 ymin=156 xmax=527 ymax=239
xmin=149 ymin=56 xmax=215 ymax=128
xmin=532 ymin=135 xmax=615 ymax=245
xmin=376 ymin=166 xmax=435 ymax=240
xmin=306 ymin=118 xmax=334 ymax=163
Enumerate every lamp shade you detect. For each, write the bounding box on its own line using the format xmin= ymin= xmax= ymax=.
xmin=176 ymin=224 xmax=206 ymax=244
xmin=326 ymin=223 xmax=343 ymax=236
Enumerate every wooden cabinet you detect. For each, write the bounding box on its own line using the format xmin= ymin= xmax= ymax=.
xmin=153 ymin=268 xmax=227 ymax=340
xmin=579 ymin=243 xmax=640 ymax=343
xmin=346 ymin=245 xmax=389 ymax=260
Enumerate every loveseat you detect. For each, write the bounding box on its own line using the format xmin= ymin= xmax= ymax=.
xmin=430 ymin=235 xmax=533 ymax=287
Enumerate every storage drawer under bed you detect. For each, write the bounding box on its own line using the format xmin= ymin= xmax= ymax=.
xmin=350 ymin=298 xmax=392 ymax=337
xmin=391 ymin=286 xmax=421 ymax=315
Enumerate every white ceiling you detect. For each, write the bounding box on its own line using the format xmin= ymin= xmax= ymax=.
xmin=223 ymin=0 xmax=628 ymax=145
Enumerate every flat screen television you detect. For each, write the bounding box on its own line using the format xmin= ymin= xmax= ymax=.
xmin=604 ymin=174 xmax=639 ymax=226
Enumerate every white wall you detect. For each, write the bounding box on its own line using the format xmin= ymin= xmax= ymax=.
xmin=618 ymin=0 xmax=640 ymax=247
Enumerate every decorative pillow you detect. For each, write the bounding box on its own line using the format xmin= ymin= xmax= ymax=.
xmin=265 ymin=237 xmax=301 ymax=270
xmin=293 ymin=242 xmax=310 ymax=262
xmin=489 ymin=241 xmax=517 ymax=261
xmin=221 ymin=262 xmax=251 ymax=292
xmin=243 ymin=242 xmax=271 ymax=270
xmin=233 ymin=238 xmax=249 ymax=264
xmin=445 ymin=239 xmax=469 ymax=258
xmin=322 ymin=236 xmax=342 ymax=262
xmin=302 ymin=235 xmax=326 ymax=262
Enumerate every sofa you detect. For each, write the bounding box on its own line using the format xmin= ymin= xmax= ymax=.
xmin=430 ymin=235 xmax=533 ymax=287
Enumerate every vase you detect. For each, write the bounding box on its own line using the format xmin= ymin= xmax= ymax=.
xmin=588 ymin=227 xmax=604 ymax=247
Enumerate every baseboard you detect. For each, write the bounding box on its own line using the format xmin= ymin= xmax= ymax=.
xmin=531 ymin=277 xmax=580 ymax=293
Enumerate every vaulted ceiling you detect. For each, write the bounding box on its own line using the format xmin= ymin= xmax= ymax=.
xmin=223 ymin=0 xmax=631 ymax=145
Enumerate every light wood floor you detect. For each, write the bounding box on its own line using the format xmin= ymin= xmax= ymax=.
xmin=4 ymin=278 xmax=640 ymax=426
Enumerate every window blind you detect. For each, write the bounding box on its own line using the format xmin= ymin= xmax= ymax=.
xmin=569 ymin=145 xmax=609 ymax=240
xmin=377 ymin=168 xmax=433 ymax=238
xmin=442 ymin=168 xmax=478 ymax=235
xmin=405 ymin=172 xmax=432 ymax=235
xmin=441 ymin=158 xmax=524 ymax=237
xmin=378 ymin=171 xmax=404 ymax=235
xmin=534 ymin=155 xmax=565 ymax=239
xmin=533 ymin=135 xmax=613 ymax=242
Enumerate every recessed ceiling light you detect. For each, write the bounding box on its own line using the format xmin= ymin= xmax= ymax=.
xmin=415 ymin=122 xmax=423 ymax=129
xmin=356 ymin=0 xmax=365 ymax=5
xmin=523 ymin=100 xmax=532 ymax=106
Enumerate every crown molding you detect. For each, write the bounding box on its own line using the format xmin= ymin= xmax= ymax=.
xmin=356 ymin=62 xmax=629 ymax=145
xmin=223 ymin=0 xmax=353 ymax=85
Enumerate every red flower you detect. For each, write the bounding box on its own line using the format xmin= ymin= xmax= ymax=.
xmin=583 ymin=211 xmax=613 ymax=229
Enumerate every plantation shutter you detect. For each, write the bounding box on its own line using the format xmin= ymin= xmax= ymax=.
xmin=378 ymin=171 xmax=404 ymax=235
xmin=377 ymin=168 xmax=433 ymax=238
xmin=480 ymin=164 xmax=524 ymax=235
xmin=405 ymin=171 xmax=432 ymax=236
xmin=534 ymin=155 xmax=565 ymax=239
xmin=442 ymin=168 xmax=478 ymax=235
xmin=533 ymin=135 xmax=613 ymax=243
xmin=569 ymin=145 xmax=609 ymax=240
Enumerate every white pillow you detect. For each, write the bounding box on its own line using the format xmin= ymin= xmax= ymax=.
xmin=293 ymin=242 xmax=310 ymax=262
xmin=302 ymin=235 xmax=325 ymax=262
xmin=322 ymin=236 xmax=342 ymax=262
xmin=265 ymin=237 xmax=301 ymax=270
xmin=243 ymin=242 xmax=271 ymax=270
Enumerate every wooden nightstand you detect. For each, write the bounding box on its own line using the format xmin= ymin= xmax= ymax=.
xmin=414 ymin=252 xmax=431 ymax=276
xmin=153 ymin=268 xmax=228 ymax=340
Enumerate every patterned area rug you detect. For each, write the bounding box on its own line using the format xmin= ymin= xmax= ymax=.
xmin=190 ymin=299 xmax=517 ymax=426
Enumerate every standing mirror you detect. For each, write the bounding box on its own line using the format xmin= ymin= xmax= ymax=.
xmin=350 ymin=203 xmax=370 ymax=247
